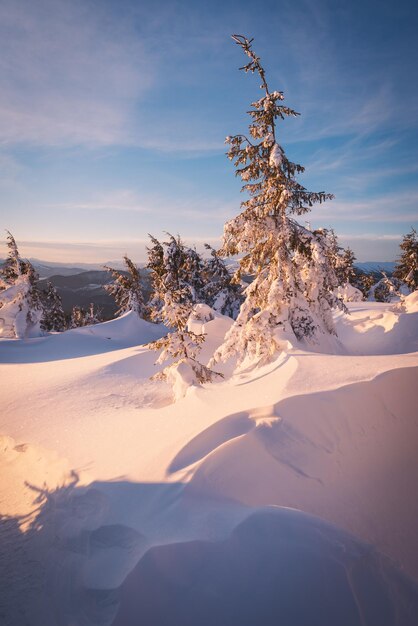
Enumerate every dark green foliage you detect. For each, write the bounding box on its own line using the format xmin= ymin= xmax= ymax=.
xmin=0 ymin=231 xmax=45 ymax=335
xmin=146 ymin=233 xmax=203 ymax=323
xmin=70 ymin=303 xmax=103 ymax=328
xmin=202 ymin=245 xmax=242 ymax=318
xmin=373 ymin=274 xmax=400 ymax=303
xmin=40 ymin=282 xmax=66 ymax=332
xmin=146 ymin=234 xmax=222 ymax=386
xmin=352 ymin=269 xmax=376 ymax=299
xmin=0 ymin=231 xmax=27 ymax=284
xmin=394 ymin=228 xmax=418 ymax=291
xmin=104 ymin=255 xmax=145 ymax=317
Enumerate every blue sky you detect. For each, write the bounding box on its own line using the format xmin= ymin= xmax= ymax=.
xmin=0 ymin=0 xmax=417 ymax=263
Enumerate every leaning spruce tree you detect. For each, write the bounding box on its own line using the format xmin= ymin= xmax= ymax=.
xmin=104 ymin=255 xmax=145 ymax=317
xmin=212 ymin=35 xmax=344 ymax=366
xmin=0 ymin=231 xmax=44 ymax=338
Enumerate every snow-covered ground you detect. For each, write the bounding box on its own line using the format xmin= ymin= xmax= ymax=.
xmin=1 ymin=296 xmax=418 ymax=625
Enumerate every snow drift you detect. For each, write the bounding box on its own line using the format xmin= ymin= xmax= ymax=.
xmin=1 ymin=298 xmax=418 ymax=625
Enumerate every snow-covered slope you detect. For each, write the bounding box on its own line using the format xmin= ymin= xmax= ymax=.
xmin=1 ymin=299 xmax=418 ymax=625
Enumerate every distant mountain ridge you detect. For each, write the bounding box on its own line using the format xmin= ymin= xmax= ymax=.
xmin=355 ymin=262 xmax=396 ymax=274
xmin=0 ymin=257 xmax=397 ymax=321
xmin=0 ymin=258 xmax=142 ymax=278
xmin=44 ymin=270 xmax=117 ymax=318
xmin=44 ymin=269 xmax=151 ymax=319
xmin=0 ymin=257 xmax=397 ymax=279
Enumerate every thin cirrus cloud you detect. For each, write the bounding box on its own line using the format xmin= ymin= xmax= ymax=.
xmin=47 ymin=189 xmax=236 ymax=223
xmin=0 ymin=0 xmax=416 ymax=264
xmin=314 ymin=191 xmax=418 ymax=224
xmin=0 ymin=0 xmax=227 ymax=153
xmin=5 ymin=236 xmax=221 ymax=265
xmin=0 ymin=0 xmax=153 ymax=147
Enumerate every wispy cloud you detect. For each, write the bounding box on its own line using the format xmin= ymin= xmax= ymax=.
xmin=2 ymin=236 xmax=221 ymax=264
xmin=46 ymin=188 xmax=236 ymax=222
xmin=0 ymin=1 xmax=230 ymax=153
xmin=314 ymin=190 xmax=418 ymax=223
xmin=0 ymin=153 xmax=23 ymax=185
xmin=0 ymin=0 xmax=153 ymax=147
xmin=267 ymin=0 xmax=417 ymax=145
xmin=338 ymin=233 xmax=402 ymax=241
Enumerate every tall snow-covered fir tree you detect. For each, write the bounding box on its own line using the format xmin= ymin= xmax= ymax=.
xmin=104 ymin=255 xmax=145 ymax=317
xmin=40 ymin=281 xmax=66 ymax=332
xmin=0 ymin=231 xmax=44 ymax=338
xmin=393 ymin=228 xmax=418 ymax=291
xmin=146 ymin=233 xmax=222 ymax=391
xmin=212 ymin=35 xmax=344 ymax=366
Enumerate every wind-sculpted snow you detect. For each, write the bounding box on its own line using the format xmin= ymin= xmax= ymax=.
xmin=336 ymin=300 xmax=418 ymax=355
xmin=113 ymin=508 xmax=418 ymax=626
xmin=168 ymin=411 xmax=257 ymax=473
xmin=186 ymin=366 xmax=418 ymax=579
xmin=2 ymin=481 xmax=418 ymax=626
xmin=1 ymin=300 xmax=418 ymax=624
xmin=0 ymin=311 xmax=166 ymax=364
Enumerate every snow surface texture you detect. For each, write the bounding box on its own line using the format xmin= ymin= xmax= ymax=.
xmin=1 ymin=298 xmax=418 ymax=625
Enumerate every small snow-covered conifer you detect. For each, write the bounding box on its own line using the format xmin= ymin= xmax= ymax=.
xmin=323 ymin=230 xmax=356 ymax=286
xmin=339 ymin=247 xmax=356 ymax=285
xmin=372 ymin=272 xmax=400 ymax=303
xmin=146 ymin=234 xmax=222 ymax=390
xmin=183 ymin=246 xmax=206 ymax=303
xmin=352 ymin=270 xmax=375 ymax=299
xmin=1 ymin=231 xmax=27 ymax=283
xmin=147 ymin=233 xmax=205 ymax=321
xmin=202 ymin=244 xmax=242 ymax=318
xmin=40 ymin=281 xmax=66 ymax=332
xmin=104 ymin=255 xmax=145 ymax=317
xmin=70 ymin=305 xmax=88 ymax=328
xmin=212 ymin=36 xmax=344 ymax=366
xmin=70 ymin=303 xmax=102 ymax=328
xmin=394 ymin=228 xmax=418 ymax=291
xmin=0 ymin=231 xmax=44 ymax=338
xmin=147 ymin=294 xmax=216 ymax=388
xmin=85 ymin=302 xmax=103 ymax=325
